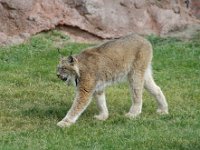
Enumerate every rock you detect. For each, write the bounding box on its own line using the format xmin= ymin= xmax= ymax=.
xmin=0 ymin=0 xmax=33 ymax=10
xmin=0 ymin=32 xmax=25 ymax=46
xmin=164 ymin=24 xmax=200 ymax=40
xmin=191 ymin=0 xmax=200 ymax=19
xmin=148 ymin=6 xmax=188 ymax=35
xmin=0 ymin=32 xmax=8 ymax=46
xmin=6 ymin=35 xmax=24 ymax=45
xmin=19 ymin=32 xmax=30 ymax=39
xmin=0 ymin=0 xmax=199 ymax=46
xmin=134 ymin=0 xmax=146 ymax=9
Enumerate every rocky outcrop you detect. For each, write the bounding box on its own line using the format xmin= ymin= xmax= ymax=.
xmin=0 ymin=0 xmax=199 ymax=46
xmin=191 ymin=0 xmax=200 ymax=19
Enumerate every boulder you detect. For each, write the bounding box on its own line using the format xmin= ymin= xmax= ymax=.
xmin=0 ymin=0 xmax=199 ymax=46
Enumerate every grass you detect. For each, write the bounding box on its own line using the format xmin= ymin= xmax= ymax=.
xmin=0 ymin=31 xmax=200 ymax=150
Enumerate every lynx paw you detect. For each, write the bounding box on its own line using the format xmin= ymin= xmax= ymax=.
xmin=94 ymin=114 xmax=108 ymax=121
xmin=156 ymin=108 xmax=168 ymax=115
xmin=125 ymin=112 xmax=141 ymax=118
xmin=57 ymin=120 xmax=73 ymax=128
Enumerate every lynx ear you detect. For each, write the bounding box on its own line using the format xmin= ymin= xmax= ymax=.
xmin=68 ymin=56 xmax=78 ymax=64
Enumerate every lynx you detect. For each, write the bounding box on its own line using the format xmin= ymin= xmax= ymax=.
xmin=56 ymin=34 xmax=168 ymax=128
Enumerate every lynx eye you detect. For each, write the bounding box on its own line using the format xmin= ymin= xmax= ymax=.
xmin=61 ymin=66 xmax=67 ymax=70
xmin=57 ymin=65 xmax=67 ymax=71
xmin=58 ymin=65 xmax=65 ymax=69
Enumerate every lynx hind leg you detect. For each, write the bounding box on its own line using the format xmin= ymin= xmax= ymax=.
xmin=144 ymin=66 xmax=168 ymax=114
xmin=93 ymin=91 xmax=109 ymax=121
xmin=126 ymin=70 xmax=145 ymax=118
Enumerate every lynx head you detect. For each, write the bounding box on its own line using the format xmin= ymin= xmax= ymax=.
xmin=57 ymin=55 xmax=80 ymax=84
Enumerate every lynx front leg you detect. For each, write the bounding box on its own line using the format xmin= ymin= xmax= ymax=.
xmin=126 ymin=71 xmax=145 ymax=118
xmin=94 ymin=91 xmax=109 ymax=121
xmin=57 ymin=86 xmax=93 ymax=128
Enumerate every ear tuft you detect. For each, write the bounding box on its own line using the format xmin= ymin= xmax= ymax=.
xmin=68 ymin=55 xmax=78 ymax=64
xmin=68 ymin=56 xmax=74 ymax=63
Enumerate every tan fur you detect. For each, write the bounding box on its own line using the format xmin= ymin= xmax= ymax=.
xmin=56 ymin=34 xmax=168 ymax=128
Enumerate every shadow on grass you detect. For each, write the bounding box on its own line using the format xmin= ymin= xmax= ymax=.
xmin=20 ymin=102 xmax=98 ymax=120
xmin=21 ymin=105 xmax=71 ymax=120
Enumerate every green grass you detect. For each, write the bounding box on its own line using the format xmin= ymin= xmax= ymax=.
xmin=0 ymin=31 xmax=200 ymax=150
